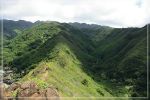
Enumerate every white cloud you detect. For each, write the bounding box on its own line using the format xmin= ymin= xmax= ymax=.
xmin=1 ymin=0 xmax=150 ymax=27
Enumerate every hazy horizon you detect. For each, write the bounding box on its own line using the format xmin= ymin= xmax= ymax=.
xmin=2 ymin=18 xmax=149 ymax=28
xmin=1 ymin=0 xmax=150 ymax=28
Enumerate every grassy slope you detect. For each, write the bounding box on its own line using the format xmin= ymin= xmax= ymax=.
xmin=4 ymin=22 xmax=128 ymax=97
xmin=4 ymin=22 xmax=148 ymax=97
xmin=20 ymin=40 xmax=113 ymax=97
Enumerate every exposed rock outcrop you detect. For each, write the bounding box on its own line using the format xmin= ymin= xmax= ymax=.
xmin=0 ymin=81 xmax=59 ymax=100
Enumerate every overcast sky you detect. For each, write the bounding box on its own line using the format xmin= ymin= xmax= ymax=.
xmin=1 ymin=0 xmax=150 ymax=27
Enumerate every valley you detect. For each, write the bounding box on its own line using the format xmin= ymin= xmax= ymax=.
xmin=0 ymin=20 xmax=149 ymax=99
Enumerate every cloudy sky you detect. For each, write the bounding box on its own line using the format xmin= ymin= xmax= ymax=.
xmin=1 ymin=0 xmax=150 ymax=27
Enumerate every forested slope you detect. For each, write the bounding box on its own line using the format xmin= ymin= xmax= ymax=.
xmin=3 ymin=20 xmax=149 ymax=98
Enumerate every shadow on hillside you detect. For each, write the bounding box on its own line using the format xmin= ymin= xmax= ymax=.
xmin=11 ymin=28 xmax=97 ymax=81
xmin=11 ymin=28 xmax=120 ymax=82
xmin=62 ymin=27 xmax=148 ymax=97
xmin=11 ymin=34 xmax=59 ymax=74
xmin=10 ymin=26 xmax=148 ymax=97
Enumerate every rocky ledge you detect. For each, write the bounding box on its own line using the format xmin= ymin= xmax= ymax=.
xmin=0 ymin=81 xmax=59 ymax=100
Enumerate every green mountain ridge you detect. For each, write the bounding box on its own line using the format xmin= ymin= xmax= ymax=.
xmin=2 ymin=20 xmax=149 ymax=98
xmin=4 ymin=22 xmax=119 ymax=97
xmin=1 ymin=20 xmax=33 ymax=39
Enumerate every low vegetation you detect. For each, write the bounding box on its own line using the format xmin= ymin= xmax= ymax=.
xmin=3 ymin=20 xmax=149 ymax=98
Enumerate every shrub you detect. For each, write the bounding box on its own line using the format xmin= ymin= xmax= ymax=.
xmin=96 ymin=88 xmax=104 ymax=96
xmin=81 ymin=79 xmax=88 ymax=86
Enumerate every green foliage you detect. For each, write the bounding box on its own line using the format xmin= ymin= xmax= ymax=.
xmin=92 ymin=26 xmax=148 ymax=97
xmin=96 ymin=88 xmax=104 ymax=96
xmin=81 ymin=79 xmax=89 ymax=86
xmin=32 ymin=78 xmax=49 ymax=89
xmin=2 ymin=19 xmax=33 ymax=39
xmin=3 ymin=21 xmax=148 ymax=97
xmin=12 ymin=89 xmax=19 ymax=97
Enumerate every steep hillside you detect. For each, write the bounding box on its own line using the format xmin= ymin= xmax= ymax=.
xmin=3 ymin=22 xmax=128 ymax=97
xmin=2 ymin=19 xmax=33 ymax=39
xmin=3 ymin=21 xmax=148 ymax=98
xmin=4 ymin=22 xmax=61 ymax=65
xmin=69 ymin=22 xmax=113 ymax=42
xmin=20 ymin=36 xmax=113 ymax=97
xmin=92 ymin=26 xmax=148 ymax=97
